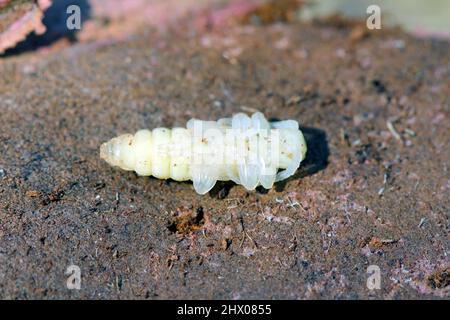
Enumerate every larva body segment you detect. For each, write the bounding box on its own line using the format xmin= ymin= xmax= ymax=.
xmin=100 ymin=112 xmax=307 ymax=194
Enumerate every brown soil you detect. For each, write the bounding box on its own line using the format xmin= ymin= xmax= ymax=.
xmin=0 ymin=19 xmax=449 ymax=299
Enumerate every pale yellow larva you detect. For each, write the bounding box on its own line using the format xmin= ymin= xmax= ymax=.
xmin=100 ymin=112 xmax=307 ymax=194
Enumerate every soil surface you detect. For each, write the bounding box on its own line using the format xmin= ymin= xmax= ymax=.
xmin=0 ymin=20 xmax=449 ymax=299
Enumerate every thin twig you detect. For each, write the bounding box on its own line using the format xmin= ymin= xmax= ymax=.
xmin=387 ymin=119 xmax=402 ymax=141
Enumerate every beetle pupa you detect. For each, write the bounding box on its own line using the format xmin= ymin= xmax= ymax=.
xmin=100 ymin=112 xmax=307 ymax=194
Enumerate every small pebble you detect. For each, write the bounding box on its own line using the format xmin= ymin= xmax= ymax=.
xmin=274 ymin=37 xmax=290 ymax=50
xmin=335 ymin=48 xmax=346 ymax=58
xmin=213 ymin=100 xmax=223 ymax=108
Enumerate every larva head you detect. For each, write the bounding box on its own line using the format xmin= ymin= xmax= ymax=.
xmin=230 ymin=113 xmax=307 ymax=169
xmin=271 ymin=119 xmax=307 ymax=181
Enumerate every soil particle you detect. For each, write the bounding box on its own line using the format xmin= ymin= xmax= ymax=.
xmin=367 ymin=237 xmax=398 ymax=251
xmin=427 ymin=268 xmax=450 ymax=290
xmin=167 ymin=207 xmax=207 ymax=235
xmin=25 ymin=190 xmax=40 ymax=198
xmin=238 ymin=0 xmax=303 ymax=25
